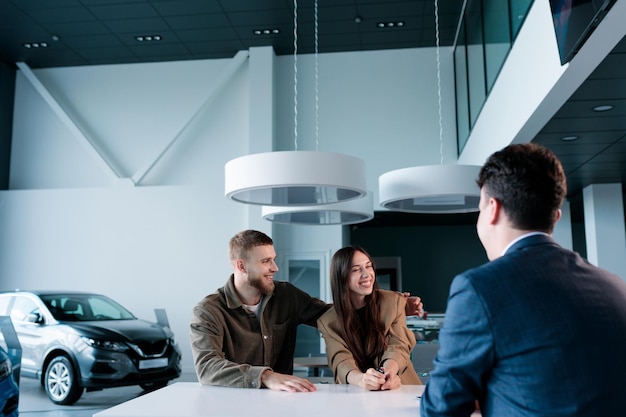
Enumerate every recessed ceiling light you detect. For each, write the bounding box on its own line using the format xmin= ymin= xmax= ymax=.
xmin=377 ymin=21 xmax=405 ymax=28
xmin=592 ymin=104 xmax=614 ymax=112
xmin=253 ymin=28 xmax=280 ymax=35
xmin=135 ymin=35 xmax=162 ymax=42
xmin=561 ymin=135 xmax=579 ymax=141
xmin=23 ymin=42 xmax=48 ymax=49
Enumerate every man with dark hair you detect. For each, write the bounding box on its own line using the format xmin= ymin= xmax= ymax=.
xmin=190 ymin=229 xmax=423 ymax=392
xmin=421 ymin=143 xmax=626 ymax=416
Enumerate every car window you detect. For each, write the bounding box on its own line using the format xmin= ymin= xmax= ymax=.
xmin=10 ymin=296 xmax=40 ymax=323
xmin=41 ymin=294 xmax=135 ymax=321
xmin=88 ymin=297 xmax=130 ymax=320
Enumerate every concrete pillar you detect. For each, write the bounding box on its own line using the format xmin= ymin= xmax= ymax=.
xmin=552 ymin=199 xmax=573 ymax=250
xmin=583 ymin=183 xmax=626 ymax=279
xmin=248 ymin=46 xmax=276 ymax=234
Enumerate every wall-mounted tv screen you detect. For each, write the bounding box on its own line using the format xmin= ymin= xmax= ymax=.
xmin=549 ymin=0 xmax=616 ymax=64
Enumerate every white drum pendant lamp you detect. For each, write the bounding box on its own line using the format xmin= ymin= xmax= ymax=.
xmin=262 ymin=191 xmax=373 ymax=225
xmin=225 ymin=151 xmax=367 ymax=206
xmin=224 ymin=0 xmax=368 ymax=210
xmin=378 ymin=0 xmax=480 ymax=214
xmin=379 ymin=165 xmax=480 ymax=213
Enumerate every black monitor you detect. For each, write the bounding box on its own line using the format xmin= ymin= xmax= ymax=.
xmin=549 ymin=0 xmax=616 ymax=64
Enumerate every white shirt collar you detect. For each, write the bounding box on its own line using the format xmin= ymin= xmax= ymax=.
xmin=501 ymin=231 xmax=549 ymax=256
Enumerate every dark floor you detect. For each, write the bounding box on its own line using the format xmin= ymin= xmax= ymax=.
xmin=17 ymin=371 xmax=198 ymax=417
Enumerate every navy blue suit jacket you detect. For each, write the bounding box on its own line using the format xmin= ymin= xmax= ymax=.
xmin=421 ymin=234 xmax=626 ymax=417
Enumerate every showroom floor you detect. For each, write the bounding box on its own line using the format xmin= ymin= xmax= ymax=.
xmin=18 ymin=371 xmax=199 ymax=417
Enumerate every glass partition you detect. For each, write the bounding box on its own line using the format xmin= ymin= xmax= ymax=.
xmin=483 ymin=0 xmax=511 ymax=92
xmin=510 ymin=0 xmax=533 ymax=39
xmin=455 ymin=20 xmax=470 ymax=151
xmin=466 ymin=0 xmax=487 ymax=128
xmin=455 ymin=0 xmax=534 ymax=153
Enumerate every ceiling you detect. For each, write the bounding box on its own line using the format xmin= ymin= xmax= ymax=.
xmin=0 ymin=0 xmax=464 ymax=66
xmin=0 ymin=0 xmax=625 ymax=217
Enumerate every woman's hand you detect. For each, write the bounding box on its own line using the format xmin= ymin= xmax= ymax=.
xmin=380 ymin=372 xmax=401 ymax=390
xmin=378 ymin=360 xmax=402 ymax=390
xmin=348 ymin=361 xmax=403 ymax=391
xmin=350 ymin=368 xmax=386 ymax=391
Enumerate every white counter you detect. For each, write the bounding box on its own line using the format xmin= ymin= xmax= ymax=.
xmin=94 ymin=382 xmax=426 ymax=417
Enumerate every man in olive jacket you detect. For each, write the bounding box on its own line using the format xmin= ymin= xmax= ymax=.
xmin=190 ymin=230 xmax=326 ymax=392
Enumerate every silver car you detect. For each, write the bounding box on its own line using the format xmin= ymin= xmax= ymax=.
xmin=0 ymin=290 xmax=181 ymax=405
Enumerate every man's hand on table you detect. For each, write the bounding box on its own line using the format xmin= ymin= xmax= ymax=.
xmin=261 ymin=370 xmax=317 ymax=392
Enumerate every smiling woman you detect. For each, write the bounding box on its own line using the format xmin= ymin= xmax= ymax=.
xmin=316 ymin=246 xmax=422 ymax=390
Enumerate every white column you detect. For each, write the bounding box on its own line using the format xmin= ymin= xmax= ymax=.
xmin=552 ymin=199 xmax=573 ymax=250
xmin=248 ymin=46 xmax=275 ymax=155
xmin=583 ymin=183 xmax=626 ymax=279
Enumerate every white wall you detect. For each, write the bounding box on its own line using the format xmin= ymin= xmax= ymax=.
xmin=275 ymin=47 xmax=458 ymax=206
xmin=1 ymin=47 xmax=447 ymax=373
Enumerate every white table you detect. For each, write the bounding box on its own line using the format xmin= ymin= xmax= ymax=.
xmin=93 ymin=382 xmax=426 ymax=417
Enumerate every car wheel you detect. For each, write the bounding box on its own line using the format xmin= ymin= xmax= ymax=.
xmin=44 ymin=356 xmax=84 ymax=405
xmin=140 ymin=380 xmax=168 ymax=391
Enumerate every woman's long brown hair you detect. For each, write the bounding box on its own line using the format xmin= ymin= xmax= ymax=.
xmin=330 ymin=246 xmax=387 ymax=371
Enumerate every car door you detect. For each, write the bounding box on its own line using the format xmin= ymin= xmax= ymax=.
xmin=8 ymin=295 xmax=46 ymax=376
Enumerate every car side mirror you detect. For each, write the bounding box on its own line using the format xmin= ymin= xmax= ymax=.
xmin=27 ymin=312 xmax=44 ymax=325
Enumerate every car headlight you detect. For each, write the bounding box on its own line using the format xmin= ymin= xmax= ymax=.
xmin=81 ymin=336 xmax=128 ymax=352
xmin=0 ymin=357 xmax=12 ymax=381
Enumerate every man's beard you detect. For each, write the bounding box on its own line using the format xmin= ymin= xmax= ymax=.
xmin=249 ymin=275 xmax=275 ymax=295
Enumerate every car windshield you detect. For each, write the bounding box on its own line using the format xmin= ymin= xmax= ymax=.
xmin=40 ymin=294 xmax=136 ymax=322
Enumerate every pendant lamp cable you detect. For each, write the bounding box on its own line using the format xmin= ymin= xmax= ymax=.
xmin=225 ymin=0 xmax=367 ymax=209
xmin=314 ymin=0 xmax=319 ymax=151
xmin=435 ymin=0 xmax=444 ymax=165
xmin=377 ymin=0 xmax=480 ymax=213
xmin=293 ymin=0 xmax=299 ymax=150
